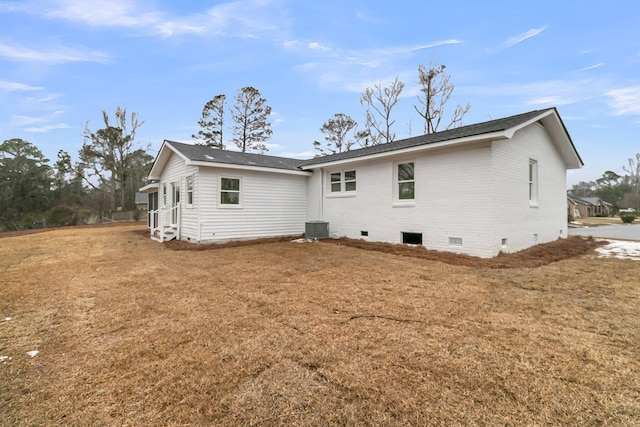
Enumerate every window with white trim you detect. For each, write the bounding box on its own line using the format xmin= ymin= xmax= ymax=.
xmin=220 ymin=177 xmax=240 ymax=206
xmin=397 ymin=162 xmax=415 ymax=200
xmin=329 ymin=170 xmax=356 ymax=193
xmin=163 ymin=184 xmax=168 ymax=207
xmin=529 ymin=159 xmax=538 ymax=205
xmin=186 ymin=176 xmax=194 ymax=206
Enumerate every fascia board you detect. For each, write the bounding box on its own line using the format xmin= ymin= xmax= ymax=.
xmin=187 ymin=160 xmax=313 ymax=176
xmin=148 ymin=141 xmax=191 ymax=180
xmin=300 ymin=131 xmax=509 ymax=170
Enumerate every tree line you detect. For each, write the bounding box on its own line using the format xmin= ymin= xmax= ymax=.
xmin=1 ymin=108 xmax=153 ymax=231
xmin=191 ymin=62 xmax=470 ymax=156
xmin=568 ymin=154 xmax=640 ymax=213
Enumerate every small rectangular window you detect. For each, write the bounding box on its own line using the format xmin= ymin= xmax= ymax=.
xmin=398 ymin=162 xmax=415 ymax=200
xmin=529 ymin=160 xmax=538 ymax=205
xmin=361 ymin=230 xmax=368 ymax=237
xmin=448 ymin=237 xmax=463 ymax=246
xmin=330 ymin=172 xmax=342 ymax=192
xmin=220 ymin=177 xmax=240 ymax=205
xmin=344 ymin=170 xmax=356 ymax=191
xmin=329 ymin=170 xmax=356 ymax=193
xmin=186 ymin=176 xmax=194 ymax=206
xmin=163 ymin=184 xmax=167 ymax=206
xmin=402 ymin=232 xmax=422 ymax=245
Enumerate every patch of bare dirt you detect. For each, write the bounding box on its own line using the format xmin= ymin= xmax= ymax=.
xmin=165 ymin=234 xmax=606 ymax=268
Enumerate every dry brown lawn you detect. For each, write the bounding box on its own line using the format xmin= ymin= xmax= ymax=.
xmin=1 ymin=224 xmax=638 ymax=426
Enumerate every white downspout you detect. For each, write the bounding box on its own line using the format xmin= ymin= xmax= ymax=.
xmin=320 ymin=167 xmax=324 ymax=220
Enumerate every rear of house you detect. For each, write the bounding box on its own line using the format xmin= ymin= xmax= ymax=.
xmin=142 ymin=108 xmax=582 ymax=258
xmin=301 ymin=108 xmax=582 ymax=258
xmin=141 ymin=142 xmax=310 ymax=243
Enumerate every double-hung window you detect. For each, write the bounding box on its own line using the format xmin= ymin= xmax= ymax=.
xmin=529 ymin=159 xmax=538 ymax=206
xmin=220 ymin=177 xmax=241 ymax=206
xmin=397 ymin=162 xmax=415 ymax=200
xmin=186 ymin=176 xmax=194 ymax=206
xmin=329 ymin=170 xmax=356 ymax=194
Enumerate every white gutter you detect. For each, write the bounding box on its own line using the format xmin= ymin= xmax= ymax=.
xmin=300 ymin=130 xmax=509 ymax=170
xmin=187 ymin=160 xmax=313 ymax=176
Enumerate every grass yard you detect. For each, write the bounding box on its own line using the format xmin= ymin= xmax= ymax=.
xmin=1 ymin=224 xmax=639 ymax=426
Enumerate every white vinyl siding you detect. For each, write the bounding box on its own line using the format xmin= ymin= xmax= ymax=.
xmin=186 ymin=176 xmax=194 ymax=207
xmin=159 ymin=153 xmax=199 ymax=239
xmin=529 ymin=159 xmax=538 ymax=206
xmin=197 ymin=168 xmax=307 ymax=242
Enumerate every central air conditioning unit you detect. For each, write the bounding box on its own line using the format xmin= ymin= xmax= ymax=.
xmin=305 ymin=221 xmax=329 ymax=239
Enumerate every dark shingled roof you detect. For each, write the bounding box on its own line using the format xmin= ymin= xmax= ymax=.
xmin=164 ymin=108 xmax=565 ymax=172
xmin=166 ymin=141 xmax=306 ymax=172
xmin=299 ymin=108 xmax=555 ymax=167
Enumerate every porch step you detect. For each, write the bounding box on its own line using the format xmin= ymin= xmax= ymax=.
xmin=151 ymin=225 xmax=178 ymax=242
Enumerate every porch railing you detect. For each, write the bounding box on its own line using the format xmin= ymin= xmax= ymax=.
xmin=147 ymin=204 xmax=180 ymax=241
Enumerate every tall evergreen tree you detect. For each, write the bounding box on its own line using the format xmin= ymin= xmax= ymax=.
xmin=231 ymin=86 xmax=272 ymax=153
xmin=313 ymin=113 xmax=358 ymax=156
xmin=193 ymin=94 xmax=226 ymax=149
xmin=0 ymin=138 xmax=52 ymax=230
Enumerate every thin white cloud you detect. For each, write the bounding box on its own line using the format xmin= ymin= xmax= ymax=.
xmin=503 ymin=26 xmax=547 ymax=48
xmin=12 ymin=110 xmax=64 ymax=126
xmin=375 ymin=40 xmax=461 ymax=56
xmin=0 ymin=42 xmax=109 ymax=63
xmin=606 ymin=86 xmax=640 ymax=116
xmin=9 ymin=0 xmax=286 ymax=38
xmin=42 ymin=0 xmax=160 ymax=28
xmin=576 ymin=63 xmax=604 ymax=72
xmin=465 ymin=78 xmax=608 ymax=108
xmin=308 ymin=41 xmax=331 ymax=51
xmin=292 ymin=39 xmax=461 ymax=92
xmin=25 ymin=123 xmax=71 ymax=133
xmin=0 ymin=81 xmax=43 ymax=91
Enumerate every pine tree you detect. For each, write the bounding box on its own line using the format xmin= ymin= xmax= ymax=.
xmin=231 ymin=86 xmax=272 ymax=153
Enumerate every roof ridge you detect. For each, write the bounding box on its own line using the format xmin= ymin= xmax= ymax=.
xmin=300 ymin=108 xmax=554 ymax=167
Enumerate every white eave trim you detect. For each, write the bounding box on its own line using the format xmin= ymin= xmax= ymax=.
xmin=300 ymin=130 xmax=509 ymax=170
xmin=139 ymin=182 xmax=159 ymax=193
xmin=148 ymin=141 xmax=191 ymax=180
xmin=187 ymin=160 xmax=312 ymax=176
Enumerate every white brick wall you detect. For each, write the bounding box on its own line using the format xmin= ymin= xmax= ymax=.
xmin=490 ymin=123 xmax=568 ymax=255
xmin=318 ymin=142 xmax=498 ymax=257
xmin=313 ymin=122 xmax=570 ymax=258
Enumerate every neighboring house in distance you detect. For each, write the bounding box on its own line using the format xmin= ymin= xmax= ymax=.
xmin=567 ymin=196 xmax=612 ymax=218
xmin=135 ymin=192 xmax=148 ymax=211
xmin=567 ymin=197 xmax=580 ymax=219
xmin=141 ymin=107 xmax=583 ymax=258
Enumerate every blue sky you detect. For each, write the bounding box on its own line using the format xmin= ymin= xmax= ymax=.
xmin=1 ymin=0 xmax=639 ymax=187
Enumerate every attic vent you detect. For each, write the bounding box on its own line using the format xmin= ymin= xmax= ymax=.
xmin=305 ymin=221 xmax=329 ymax=239
xmin=205 ymin=155 xmax=215 ymax=160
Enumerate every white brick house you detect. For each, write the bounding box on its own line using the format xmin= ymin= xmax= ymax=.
xmin=141 ymin=107 xmax=583 ymax=258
